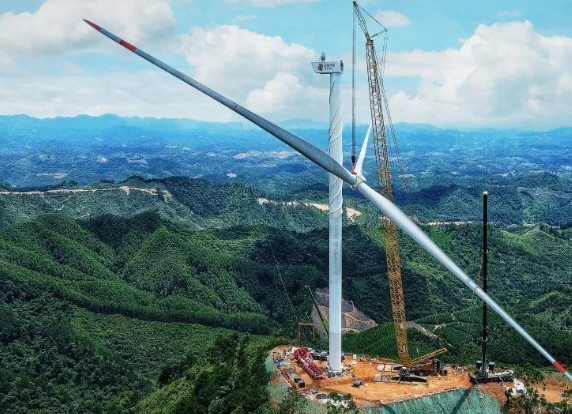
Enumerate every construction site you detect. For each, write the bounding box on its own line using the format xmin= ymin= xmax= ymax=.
xmin=261 ymin=2 xmax=500 ymax=409
xmin=267 ymin=344 xmax=571 ymax=411
xmin=264 ymin=1 xmax=569 ymax=411
xmin=83 ymin=0 xmax=572 ymax=412
xmin=269 ymin=345 xmax=473 ymax=408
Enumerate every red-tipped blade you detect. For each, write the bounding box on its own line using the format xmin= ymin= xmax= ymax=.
xmin=83 ymin=19 xmax=101 ymax=31
xmin=555 ymin=361 xmax=567 ymax=374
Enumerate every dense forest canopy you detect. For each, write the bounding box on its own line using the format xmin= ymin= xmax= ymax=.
xmin=1 ymin=204 xmax=572 ymax=412
xmin=1 ymin=119 xmax=572 ymax=413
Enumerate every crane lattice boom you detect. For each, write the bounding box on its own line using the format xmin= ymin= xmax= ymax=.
xmin=353 ymin=1 xmax=446 ymax=368
xmin=354 ymin=1 xmax=410 ymax=366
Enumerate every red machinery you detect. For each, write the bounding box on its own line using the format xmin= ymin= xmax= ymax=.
xmin=294 ymin=347 xmax=324 ymax=380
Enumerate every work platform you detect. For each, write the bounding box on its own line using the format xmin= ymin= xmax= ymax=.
xmin=269 ymin=346 xmax=473 ymax=408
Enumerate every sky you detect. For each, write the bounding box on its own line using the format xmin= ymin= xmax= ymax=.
xmin=0 ymin=0 xmax=571 ymax=128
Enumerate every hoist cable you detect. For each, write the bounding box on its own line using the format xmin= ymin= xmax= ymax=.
xmin=269 ymin=240 xmax=299 ymax=324
xmin=352 ymin=4 xmax=357 ymax=167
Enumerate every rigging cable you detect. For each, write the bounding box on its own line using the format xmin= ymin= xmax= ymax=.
xmin=409 ymin=235 xmax=450 ymax=351
xmin=238 ymin=110 xmax=298 ymax=327
xmin=359 ymin=4 xmax=388 ymax=38
xmin=352 ymin=4 xmax=357 ymax=169
xmin=458 ymin=300 xmax=480 ymax=362
xmin=377 ymin=34 xmax=413 ymax=211
xmin=269 ymin=239 xmax=299 ymax=324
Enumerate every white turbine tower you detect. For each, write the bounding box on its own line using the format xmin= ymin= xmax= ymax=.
xmin=312 ymin=53 xmax=344 ymax=372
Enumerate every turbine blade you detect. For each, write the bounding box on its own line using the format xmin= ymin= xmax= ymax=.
xmin=83 ymin=19 xmax=101 ymax=31
xmin=354 ymin=123 xmax=371 ymax=176
xmin=84 ymin=19 xmax=572 ymax=383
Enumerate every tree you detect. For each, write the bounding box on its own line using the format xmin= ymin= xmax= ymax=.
xmin=326 ymin=393 xmax=359 ymax=414
xmin=276 ymin=389 xmax=308 ymax=414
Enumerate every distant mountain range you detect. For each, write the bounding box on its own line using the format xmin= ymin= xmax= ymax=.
xmin=3 ymin=113 xmax=571 ymax=133
xmin=2 ymin=114 xmax=572 ymax=197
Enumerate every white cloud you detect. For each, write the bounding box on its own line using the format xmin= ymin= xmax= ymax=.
xmin=224 ymin=0 xmax=320 ymax=7
xmin=177 ymin=25 xmax=321 ymax=113
xmin=2 ymin=17 xmax=571 ymax=129
xmin=246 ymin=72 xmax=303 ymax=111
xmin=374 ymin=10 xmax=411 ymax=28
xmin=0 ymin=0 xmax=175 ymax=64
xmin=246 ymin=72 xmax=327 ymax=118
xmin=0 ymin=24 xmax=333 ymax=123
xmin=385 ymin=21 xmax=572 ymax=128
xmin=0 ymin=70 xmax=234 ymax=121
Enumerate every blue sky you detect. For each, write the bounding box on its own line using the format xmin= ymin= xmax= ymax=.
xmin=0 ymin=0 xmax=571 ymax=128
xmin=175 ymin=0 xmax=572 ymax=51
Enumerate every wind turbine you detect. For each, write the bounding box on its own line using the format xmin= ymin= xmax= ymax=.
xmin=312 ymin=53 xmax=344 ymax=372
xmin=83 ymin=19 xmax=572 ymax=384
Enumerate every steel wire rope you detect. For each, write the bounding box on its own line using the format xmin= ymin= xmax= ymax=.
xmin=233 ymin=102 xmax=299 ymax=329
xmin=268 ymin=234 xmax=300 ymax=327
xmin=458 ymin=266 xmax=483 ymax=362
xmin=377 ymin=29 xmax=445 ymax=354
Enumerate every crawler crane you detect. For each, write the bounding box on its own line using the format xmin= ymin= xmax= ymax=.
xmin=353 ymin=1 xmax=447 ymax=377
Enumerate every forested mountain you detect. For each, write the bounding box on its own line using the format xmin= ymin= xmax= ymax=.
xmin=2 ymin=117 xmax=572 ymax=412
xmin=3 ymin=173 xmax=572 ymax=235
xmin=2 ymin=204 xmax=572 ymax=412
xmin=2 ymin=115 xmax=572 ymax=227
xmin=0 ymin=177 xmax=329 ymax=231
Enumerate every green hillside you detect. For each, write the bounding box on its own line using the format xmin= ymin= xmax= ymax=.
xmin=0 ymin=176 xmax=329 ymax=231
xmin=1 ymin=203 xmax=572 ymax=412
xmin=5 ymin=173 xmax=572 ymax=234
xmin=342 ymin=223 xmax=572 ymax=368
xmin=0 ymin=214 xmax=270 ymax=333
xmin=0 ymin=213 xmax=280 ymax=413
